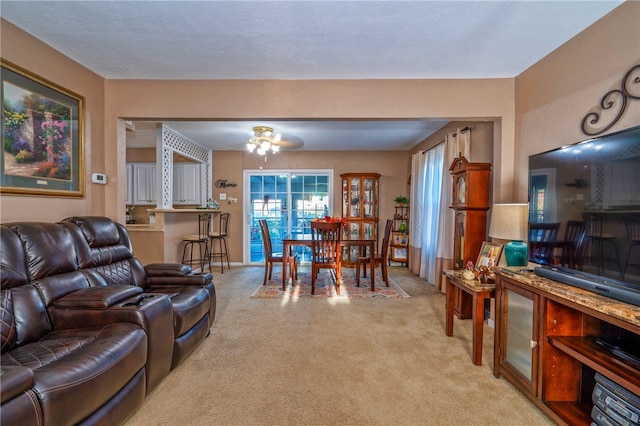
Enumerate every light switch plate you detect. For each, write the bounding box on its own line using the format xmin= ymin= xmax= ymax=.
xmin=219 ymin=193 xmax=227 ymax=200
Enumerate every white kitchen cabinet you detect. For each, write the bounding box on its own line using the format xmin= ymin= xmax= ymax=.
xmin=125 ymin=163 xmax=133 ymax=205
xmin=132 ymin=163 xmax=157 ymax=205
xmin=173 ymin=163 xmax=201 ymax=205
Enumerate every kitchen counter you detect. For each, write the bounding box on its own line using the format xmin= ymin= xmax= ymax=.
xmin=127 ymin=209 xmax=223 ymax=264
xmin=148 ymin=208 xmax=221 ymax=213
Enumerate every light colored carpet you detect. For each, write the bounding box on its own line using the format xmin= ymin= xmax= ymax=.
xmin=251 ymin=268 xmax=410 ymax=299
xmin=125 ymin=266 xmax=553 ymax=426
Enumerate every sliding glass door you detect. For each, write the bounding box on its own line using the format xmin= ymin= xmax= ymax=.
xmin=244 ymin=170 xmax=333 ymax=264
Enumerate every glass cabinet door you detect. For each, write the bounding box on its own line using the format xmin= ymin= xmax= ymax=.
xmin=500 ymin=281 xmax=539 ymax=394
xmin=363 ymin=178 xmax=374 ymax=218
xmin=349 ymin=177 xmax=360 ymax=218
xmin=505 ymin=289 xmax=535 ymax=381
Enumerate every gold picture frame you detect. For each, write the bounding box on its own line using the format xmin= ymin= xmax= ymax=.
xmin=1 ymin=60 xmax=85 ymax=197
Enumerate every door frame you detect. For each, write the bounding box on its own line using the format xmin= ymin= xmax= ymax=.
xmin=242 ymin=169 xmax=334 ymax=264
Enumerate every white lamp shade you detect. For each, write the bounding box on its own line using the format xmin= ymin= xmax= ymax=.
xmin=489 ymin=203 xmax=528 ymax=241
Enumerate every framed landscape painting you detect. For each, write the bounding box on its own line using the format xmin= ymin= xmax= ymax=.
xmin=1 ymin=60 xmax=85 ymax=197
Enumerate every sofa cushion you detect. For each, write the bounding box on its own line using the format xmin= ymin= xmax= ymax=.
xmin=2 ymin=286 xmax=51 ymax=351
xmin=0 ymin=226 xmax=29 ymax=290
xmin=0 ymin=366 xmax=34 ymax=403
xmin=1 ymin=323 xmax=147 ymax=426
xmin=60 ymin=218 xmax=149 ymax=289
xmin=5 ymin=223 xmax=78 ymax=281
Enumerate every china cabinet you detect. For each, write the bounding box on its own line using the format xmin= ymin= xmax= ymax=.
xmin=449 ymin=156 xmax=491 ymax=318
xmin=341 ymin=173 xmax=380 ymax=266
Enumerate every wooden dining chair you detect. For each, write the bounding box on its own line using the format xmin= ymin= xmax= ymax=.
xmin=259 ymin=219 xmax=298 ymax=290
xmin=356 ymin=219 xmax=393 ymax=290
xmin=310 ymin=221 xmax=343 ymax=295
xmin=557 ymin=220 xmax=588 ymax=269
xmin=528 ymin=222 xmax=560 ymax=265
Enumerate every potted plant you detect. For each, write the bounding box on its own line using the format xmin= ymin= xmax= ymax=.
xmin=394 ymin=195 xmax=409 ymax=206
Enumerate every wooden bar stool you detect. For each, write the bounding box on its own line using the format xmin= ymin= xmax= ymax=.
xmin=181 ymin=213 xmax=212 ymax=272
xmin=209 ymin=213 xmax=230 ymax=273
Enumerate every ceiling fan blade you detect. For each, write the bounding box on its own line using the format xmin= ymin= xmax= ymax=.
xmin=278 ymin=136 xmax=304 ymax=150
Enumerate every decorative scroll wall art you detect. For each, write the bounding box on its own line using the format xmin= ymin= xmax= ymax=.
xmin=1 ymin=60 xmax=85 ymax=197
xmin=581 ymin=64 xmax=640 ymax=136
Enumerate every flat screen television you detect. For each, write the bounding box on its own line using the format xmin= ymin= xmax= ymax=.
xmin=528 ymin=125 xmax=640 ymax=306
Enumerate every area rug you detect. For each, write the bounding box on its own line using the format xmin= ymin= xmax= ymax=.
xmin=250 ymin=268 xmax=410 ymax=299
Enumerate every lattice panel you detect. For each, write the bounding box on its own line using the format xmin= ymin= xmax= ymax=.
xmin=593 ymin=162 xmax=604 ymax=204
xmin=161 ymin=147 xmax=172 ymax=208
xmin=591 ymin=141 xmax=640 ymax=205
xmin=162 ymin=126 xmax=209 ymax=162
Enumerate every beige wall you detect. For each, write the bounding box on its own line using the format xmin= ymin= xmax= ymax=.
xmin=514 ymin=1 xmax=640 ymax=202
xmin=0 ymin=20 xmax=106 ymax=222
xmin=104 ymin=79 xmax=516 ymax=227
xmin=2 ymin=2 xmax=638 ymax=264
xmin=210 ymin=150 xmax=409 ymax=262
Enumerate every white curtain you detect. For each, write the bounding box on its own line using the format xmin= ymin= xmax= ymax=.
xmin=409 ymin=128 xmax=471 ymax=289
xmin=409 ymin=143 xmax=444 ymax=284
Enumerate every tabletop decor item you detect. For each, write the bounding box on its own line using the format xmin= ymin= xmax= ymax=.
xmin=462 ymin=261 xmax=476 ymax=280
xmin=313 ymin=216 xmax=347 ymax=225
xmin=394 ymin=195 xmax=409 ymax=206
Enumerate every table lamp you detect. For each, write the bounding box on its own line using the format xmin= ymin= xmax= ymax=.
xmin=489 ymin=203 xmax=529 ymax=266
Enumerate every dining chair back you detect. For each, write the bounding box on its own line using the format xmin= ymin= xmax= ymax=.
xmin=259 ymin=219 xmax=297 ymax=290
xmin=558 ymin=220 xmax=587 ymax=269
xmin=181 ymin=213 xmax=212 ymax=272
xmin=528 ymin=222 xmax=560 ymax=265
xmin=622 ymin=214 xmax=640 ymax=280
xmin=310 ymin=221 xmax=343 ymax=295
xmin=209 ymin=212 xmax=230 ymax=273
xmin=356 ymin=219 xmax=393 ymax=289
xmin=582 ymin=213 xmax=621 ymax=277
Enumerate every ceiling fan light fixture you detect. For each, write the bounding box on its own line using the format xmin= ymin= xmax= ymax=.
xmin=248 ymin=126 xmax=280 ymax=157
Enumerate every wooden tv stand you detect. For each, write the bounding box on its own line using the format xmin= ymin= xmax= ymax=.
xmin=493 ymin=268 xmax=640 ymax=425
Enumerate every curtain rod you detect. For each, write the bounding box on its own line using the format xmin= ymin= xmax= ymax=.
xmin=422 ymin=139 xmax=446 ymax=154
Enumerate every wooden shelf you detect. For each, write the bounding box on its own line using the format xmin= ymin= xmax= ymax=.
xmin=495 ymin=272 xmax=640 ymax=426
xmin=543 ymin=401 xmax=592 ymax=426
xmin=547 ymin=335 xmax=640 ymax=395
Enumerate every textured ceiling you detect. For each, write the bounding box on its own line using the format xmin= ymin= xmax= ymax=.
xmin=1 ymin=1 xmax=623 ymax=80
xmin=1 ymin=1 xmax=624 ymax=150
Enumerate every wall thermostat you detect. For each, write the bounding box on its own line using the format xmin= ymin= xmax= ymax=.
xmin=91 ymin=173 xmax=107 ymax=184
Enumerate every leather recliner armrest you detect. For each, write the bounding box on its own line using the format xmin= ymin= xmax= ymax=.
xmin=147 ymin=272 xmax=213 ymax=287
xmin=145 ymin=263 xmax=213 ymax=287
xmin=1 ymin=366 xmax=34 ymax=403
xmin=144 ymin=263 xmax=192 ymax=277
xmin=53 ymin=286 xmax=143 ymax=309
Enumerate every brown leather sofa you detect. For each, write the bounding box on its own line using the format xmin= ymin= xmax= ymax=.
xmin=1 ymin=217 xmax=216 ymax=425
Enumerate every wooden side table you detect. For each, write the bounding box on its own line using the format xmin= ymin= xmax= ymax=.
xmin=443 ymin=270 xmax=495 ymax=366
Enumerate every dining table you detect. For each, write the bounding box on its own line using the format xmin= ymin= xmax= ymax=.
xmin=281 ymin=233 xmax=378 ymax=291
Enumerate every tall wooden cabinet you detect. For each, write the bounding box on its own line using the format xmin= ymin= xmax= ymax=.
xmin=449 ymin=156 xmax=491 ymax=318
xmin=341 ymin=173 xmax=380 ymax=266
xmin=494 ymin=272 xmax=640 ymax=425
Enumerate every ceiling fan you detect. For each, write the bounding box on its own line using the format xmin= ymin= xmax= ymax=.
xmin=244 ymin=125 xmax=305 ymax=155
